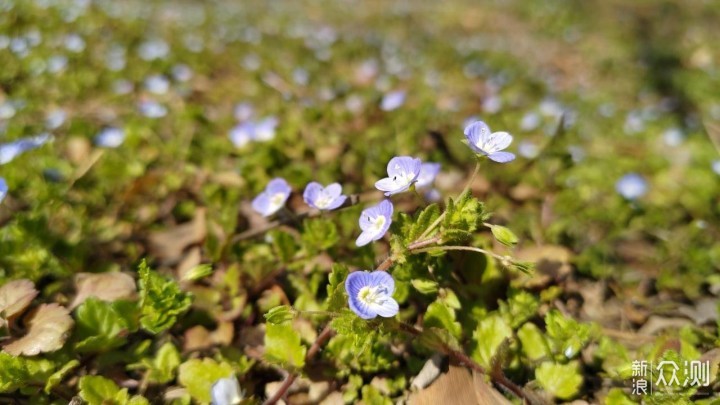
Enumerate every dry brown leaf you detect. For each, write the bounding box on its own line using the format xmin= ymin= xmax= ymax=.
xmin=183 ymin=322 xmax=234 ymax=351
xmin=515 ymin=245 xmax=574 ymax=288
xmin=3 ymin=303 xmax=74 ymax=356
xmin=0 ymin=279 xmax=38 ymax=321
xmin=70 ymin=272 xmax=137 ymax=309
xmin=184 ymin=326 xmax=212 ymax=351
xmin=408 ymin=365 xmax=511 ymax=405
xmin=148 ymin=208 xmax=207 ymax=263
xmin=176 ymin=247 xmax=202 ymax=282
xmin=677 ymin=298 xmax=718 ymax=326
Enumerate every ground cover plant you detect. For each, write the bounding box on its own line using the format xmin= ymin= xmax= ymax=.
xmin=0 ymin=0 xmax=719 ymax=404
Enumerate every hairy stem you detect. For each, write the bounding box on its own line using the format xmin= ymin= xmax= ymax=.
xmin=411 ymin=245 xmax=507 ymax=262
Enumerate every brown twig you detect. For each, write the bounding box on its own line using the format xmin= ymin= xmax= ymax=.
xmin=376 ymin=236 xmax=442 ymax=272
xmin=263 ymin=324 xmax=335 ymax=405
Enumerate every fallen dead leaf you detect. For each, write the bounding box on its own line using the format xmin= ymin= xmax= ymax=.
xmin=176 ymin=247 xmax=202 ymax=282
xmin=4 ymin=303 xmax=74 ymax=356
xmin=148 ymin=208 xmax=207 ymax=264
xmin=70 ymin=272 xmax=137 ymax=309
xmin=0 ymin=279 xmax=38 ymax=324
xmin=408 ymin=365 xmax=511 ymax=405
xmin=515 ymin=245 xmax=574 ymax=288
xmin=183 ymin=321 xmax=235 ymax=352
xmin=637 ymin=316 xmax=693 ymax=336
xmin=677 ymin=298 xmax=718 ymax=326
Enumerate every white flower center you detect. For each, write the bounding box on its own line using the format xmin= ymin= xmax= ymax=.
xmin=268 ymin=192 xmax=286 ymax=212
xmin=358 ymin=285 xmax=389 ymax=306
xmin=314 ymin=191 xmax=333 ymax=209
xmin=370 ymin=215 xmax=386 ymax=233
xmin=392 ymin=170 xmax=414 ymax=187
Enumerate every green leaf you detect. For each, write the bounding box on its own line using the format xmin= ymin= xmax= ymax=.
xmin=544 ymin=310 xmax=595 ymax=359
xmin=411 ymin=278 xmax=438 ymax=295
xmin=78 ymin=375 xmax=122 ymax=405
xmin=134 ymin=342 xmax=181 ymax=384
xmin=264 ymin=305 xmax=295 ymax=325
xmin=423 ymin=301 xmax=461 ymax=339
xmin=535 ymin=361 xmax=583 ymax=400
xmin=498 ymin=289 xmax=539 ymax=328
xmin=264 ymin=322 xmax=307 ymax=370
xmin=178 ymin=358 xmax=235 ymax=403
xmin=74 ymin=298 xmax=135 ymax=353
xmin=325 ymin=263 xmax=349 ymax=311
xmin=442 ymin=191 xmax=487 ymax=238
xmin=138 ymin=260 xmax=192 ymax=334
xmin=0 ymin=352 xmax=55 ymax=393
xmin=488 ymin=224 xmax=519 ymax=247
xmin=78 ymin=375 xmax=149 ymax=405
xmin=301 ymin=218 xmax=339 ymax=252
xmin=517 ymin=323 xmax=551 ymax=361
xmin=44 ymin=360 xmax=79 ymax=394
xmin=180 ymin=264 xmax=213 ymax=282
xmin=470 ymin=314 xmax=513 ymax=368
xmin=604 ymin=388 xmax=638 ymax=405
xmin=269 ymin=230 xmax=298 ymax=263
xmin=409 ymin=203 xmax=440 ymax=241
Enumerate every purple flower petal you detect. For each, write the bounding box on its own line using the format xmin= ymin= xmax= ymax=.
xmin=252 ymin=178 xmax=291 ymax=217
xmin=345 ymin=270 xmax=399 ymax=319
xmin=487 ymin=151 xmax=516 ymax=163
xmin=303 ymin=181 xmax=347 ymax=211
xmin=376 ymin=156 xmax=422 ymax=196
xmin=464 ymin=121 xmax=491 ymax=150
xmin=416 ymin=162 xmax=441 ymax=189
xmin=356 ymin=200 xmax=393 ymax=246
xmin=0 ymin=177 xmax=7 ymax=204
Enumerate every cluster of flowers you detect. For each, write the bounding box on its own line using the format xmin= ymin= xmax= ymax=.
xmin=251 ymin=120 xmax=516 ymax=320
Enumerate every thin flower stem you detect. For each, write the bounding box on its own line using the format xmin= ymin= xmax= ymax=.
xmin=416 ymin=160 xmax=481 ymax=241
xmin=411 ymin=245 xmax=507 ymax=262
xmin=263 ymin=324 xmax=334 ymax=405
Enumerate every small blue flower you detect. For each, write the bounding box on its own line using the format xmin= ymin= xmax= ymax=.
xmin=0 ymin=177 xmax=7 ymax=204
xmin=138 ymin=100 xmax=167 ymax=118
xmin=95 ymin=127 xmax=125 ymax=148
xmin=144 ymin=74 xmax=170 ymax=95
xmin=616 ymin=173 xmax=648 ymax=200
xmin=345 ymin=270 xmax=399 ymax=319
xmin=713 ymin=160 xmax=720 ymax=175
xmin=64 ymin=33 xmax=85 ymax=53
xmin=0 ymin=134 xmax=53 ymax=165
xmin=464 ymin=120 xmax=516 ymax=163
xmin=518 ymin=140 xmax=539 ymax=159
xmin=380 ymin=90 xmax=405 ymax=111
xmin=172 ymin=64 xmax=193 ymax=82
xmin=138 ymin=38 xmax=169 ymax=61
xmin=253 ymin=117 xmax=278 ymax=142
xmin=416 ymin=162 xmax=441 ymax=189
xmin=303 ymin=182 xmax=347 ymax=211
xmin=210 ymin=376 xmax=244 ymax=405
xmin=229 ymin=122 xmax=254 ymax=148
xmin=252 ymin=178 xmax=292 ymax=217
xmin=356 ymin=199 xmax=393 ymax=247
xmin=45 ymin=109 xmax=66 ymax=130
xmin=375 ymin=156 xmax=422 ymax=196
